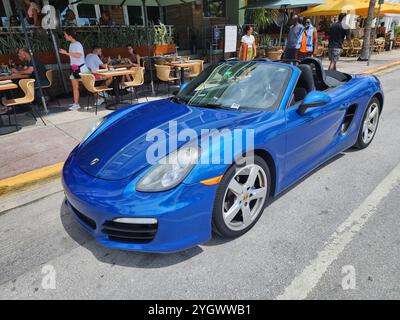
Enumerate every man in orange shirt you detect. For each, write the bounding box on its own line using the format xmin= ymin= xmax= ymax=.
xmin=296 ymin=18 xmax=319 ymax=61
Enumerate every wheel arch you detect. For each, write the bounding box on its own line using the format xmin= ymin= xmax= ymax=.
xmin=253 ymin=149 xmax=277 ymax=197
xmin=372 ymin=92 xmax=384 ymax=112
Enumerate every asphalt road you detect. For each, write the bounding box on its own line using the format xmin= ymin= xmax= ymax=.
xmin=1 ymin=69 xmax=400 ymax=300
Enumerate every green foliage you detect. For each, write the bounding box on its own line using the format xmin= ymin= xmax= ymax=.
xmin=395 ymin=26 xmax=400 ymax=35
xmin=245 ymin=8 xmax=274 ymax=31
xmin=0 ymin=25 xmax=174 ymax=54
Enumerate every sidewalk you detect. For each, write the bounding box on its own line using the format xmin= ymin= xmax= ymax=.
xmin=321 ymin=48 xmax=400 ymax=74
xmin=0 ymin=49 xmax=399 ymax=193
xmin=0 ymin=92 xmax=164 ymax=182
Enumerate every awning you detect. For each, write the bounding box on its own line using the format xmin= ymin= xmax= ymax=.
xmin=241 ymin=0 xmax=325 ymax=10
xmin=301 ymin=0 xmax=400 ymax=17
xmin=75 ymin=0 xmax=188 ymax=5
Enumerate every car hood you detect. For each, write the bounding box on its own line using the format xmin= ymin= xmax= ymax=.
xmin=77 ymin=99 xmax=261 ymax=181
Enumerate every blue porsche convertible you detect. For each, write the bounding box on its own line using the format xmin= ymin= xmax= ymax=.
xmin=62 ymin=58 xmax=383 ymax=253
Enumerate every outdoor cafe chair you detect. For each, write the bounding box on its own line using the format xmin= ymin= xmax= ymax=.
xmin=342 ymin=39 xmax=351 ymax=57
xmin=394 ymin=34 xmax=400 ymax=48
xmin=351 ymin=38 xmax=362 ymax=56
xmin=185 ymin=60 xmax=204 ymax=79
xmin=155 ymin=64 xmax=180 ymax=97
xmin=41 ymin=69 xmax=60 ymax=106
xmin=121 ymin=67 xmax=148 ymax=104
xmin=79 ymin=73 xmax=113 ymax=115
xmin=1 ymin=78 xmax=46 ymax=129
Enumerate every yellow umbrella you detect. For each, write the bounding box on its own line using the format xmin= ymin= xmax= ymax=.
xmin=301 ymin=0 xmax=400 ymax=17
xmin=356 ymin=3 xmax=400 ymax=16
xmin=301 ymin=0 xmax=370 ymax=16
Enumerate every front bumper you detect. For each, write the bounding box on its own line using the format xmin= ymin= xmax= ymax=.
xmin=62 ymin=150 xmax=218 ymax=253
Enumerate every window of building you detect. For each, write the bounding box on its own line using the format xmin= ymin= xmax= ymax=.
xmin=127 ymin=6 xmax=143 ymax=25
xmin=203 ymin=0 xmax=226 ymax=18
xmin=0 ymin=1 xmax=7 ymax=26
xmin=77 ymin=4 xmax=96 ymax=26
xmin=147 ymin=6 xmax=161 ymax=24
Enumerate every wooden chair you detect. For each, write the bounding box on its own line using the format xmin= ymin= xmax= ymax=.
xmin=342 ymin=39 xmax=351 ymax=56
xmin=186 ymin=60 xmax=204 ymax=79
xmin=351 ymin=38 xmax=362 ymax=56
xmin=155 ymin=64 xmax=180 ymax=96
xmin=41 ymin=69 xmax=60 ymax=106
xmin=79 ymin=73 xmax=113 ymax=115
xmin=121 ymin=67 xmax=148 ymax=103
xmin=1 ymin=78 xmax=46 ymax=128
xmin=394 ymin=34 xmax=400 ymax=48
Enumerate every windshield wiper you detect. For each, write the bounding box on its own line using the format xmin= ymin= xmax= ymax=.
xmin=170 ymin=96 xmax=187 ymax=105
xmin=191 ymin=103 xmax=239 ymax=110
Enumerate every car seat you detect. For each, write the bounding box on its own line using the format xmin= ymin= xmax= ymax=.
xmin=294 ymin=64 xmax=316 ymax=102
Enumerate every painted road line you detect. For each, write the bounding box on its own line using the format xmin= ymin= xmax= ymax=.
xmin=276 ymin=161 xmax=400 ymax=300
xmin=0 ymin=162 xmax=64 ymax=197
xmin=363 ymin=61 xmax=400 ymax=75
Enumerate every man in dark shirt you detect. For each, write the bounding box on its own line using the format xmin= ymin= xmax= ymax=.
xmin=12 ymin=48 xmax=49 ymax=85
xmin=328 ymin=13 xmax=352 ymax=71
xmin=11 ymin=47 xmax=49 ymax=98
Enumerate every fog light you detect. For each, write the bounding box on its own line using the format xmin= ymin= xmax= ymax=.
xmin=113 ymin=218 xmax=158 ymax=224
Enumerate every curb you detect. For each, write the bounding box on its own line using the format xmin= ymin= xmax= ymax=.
xmin=0 ymin=162 xmax=64 ymax=197
xmin=363 ymin=60 xmax=400 ymax=75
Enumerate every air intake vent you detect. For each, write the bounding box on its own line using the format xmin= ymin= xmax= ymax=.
xmin=70 ymin=204 xmax=97 ymax=230
xmin=102 ymin=220 xmax=158 ymax=244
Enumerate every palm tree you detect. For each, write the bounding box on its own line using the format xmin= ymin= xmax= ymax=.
xmin=359 ymin=0 xmax=377 ymax=61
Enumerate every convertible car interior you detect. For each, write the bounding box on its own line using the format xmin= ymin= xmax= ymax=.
xmin=292 ymin=57 xmax=352 ymax=103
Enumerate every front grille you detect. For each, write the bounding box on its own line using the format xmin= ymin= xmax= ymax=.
xmin=70 ymin=204 xmax=97 ymax=230
xmin=102 ymin=220 xmax=157 ymax=244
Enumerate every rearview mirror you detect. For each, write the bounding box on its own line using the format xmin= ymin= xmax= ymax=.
xmin=297 ymin=91 xmax=331 ymax=115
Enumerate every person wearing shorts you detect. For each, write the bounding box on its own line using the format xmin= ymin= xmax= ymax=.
xmin=86 ymin=46 xmax=112 ymax=105
xmin=328 ymin=13 xmax=351 ymax=71
xmin=59 ymin=30 xmax=89 ymax=110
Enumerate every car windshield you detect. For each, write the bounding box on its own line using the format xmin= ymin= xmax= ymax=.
xmin=174 ymin=61 xmax=292 ymax=111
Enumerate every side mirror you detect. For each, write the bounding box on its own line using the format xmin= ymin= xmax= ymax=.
xmin=297 ymin=91 xmax=331 ymax=115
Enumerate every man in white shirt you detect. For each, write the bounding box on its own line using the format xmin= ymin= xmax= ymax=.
xmin=59 ymin=30 xmax=89 ymax=110
xmin=85 ymin=46 xmax=112 ymax=105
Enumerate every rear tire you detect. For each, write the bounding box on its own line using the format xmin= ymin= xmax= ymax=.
xmin=212 ymin=156 xmax=271 ymax=238
xmin=354 ymin=97 xmax=380 ymax=149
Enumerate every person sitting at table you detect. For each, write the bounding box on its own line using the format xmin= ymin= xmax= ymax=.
xmin=11 ymin=47 xmax=49 ymax=100
xmin=123 ymin=45 xmax=141 ymax=84
xmin=86 ymin=46 xmax=112 ymax=103
xmin=99 ymin=11 xmax=114 ymax=26
xmin=24 ymin=0 xmax=41 ymax=27
xmin=63 ymin=9 xmax=78 ymax=27
xmin=8 ymin=16 xmax=21 ymax=28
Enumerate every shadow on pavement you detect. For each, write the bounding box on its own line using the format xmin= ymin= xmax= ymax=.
xmin=60 ymin=200 xmax=203 ymax=268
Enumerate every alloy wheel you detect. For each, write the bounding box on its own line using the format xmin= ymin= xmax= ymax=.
xmin=222 ymin=164 xmax=268 ymax=232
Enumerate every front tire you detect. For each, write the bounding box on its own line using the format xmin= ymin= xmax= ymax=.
xmin=212 ymin=156 xmax=271 ymax=238
xmin=354 ymin=97 xmax=381 ymax=149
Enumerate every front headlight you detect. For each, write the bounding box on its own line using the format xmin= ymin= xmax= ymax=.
xmin=136 ymin=145 xmax=200 ymax=192
xmin=80 ymin=117 xmax=105 ymax=145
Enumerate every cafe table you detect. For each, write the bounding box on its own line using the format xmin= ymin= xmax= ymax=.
xmin=164 ymin=61 xmax=199 ymax=84
xmin=93 ymin=68 xmax=136 ymax=110
xmin=0 ymin=73 xmax=29 ymax=82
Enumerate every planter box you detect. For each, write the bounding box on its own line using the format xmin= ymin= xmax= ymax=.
xmin=154 ymin=44 xmax=176 ymax=55
xmin=0 ymin=44 xmax=176 ymax=65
